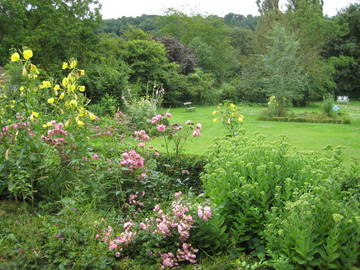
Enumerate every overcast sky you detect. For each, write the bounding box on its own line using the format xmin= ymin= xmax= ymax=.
xmin=99 ymin=0 xmax=359 ymax=19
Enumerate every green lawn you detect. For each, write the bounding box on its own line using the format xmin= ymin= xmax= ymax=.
xmin=155 ymin=102 xmax=360 ymax=166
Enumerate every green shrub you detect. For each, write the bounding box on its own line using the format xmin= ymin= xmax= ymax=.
xmin=87 ymin=94 xmax=119 ymax=117
xmin=201 ymin=134 xmax=343 ymax=255
xmin=122 ymin=87 xmax=164 ymax=130
xmin=0 ymin=201 xmax=116 ymax=269
xmin=155 ymin=154 xmax=208 ymax=193
xmin=322 ymin=94 xmax=335 ymax=117
xmin=264 ymin=181 xmax=360 ymax=269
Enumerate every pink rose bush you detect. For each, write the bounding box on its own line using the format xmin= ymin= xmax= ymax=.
xmin=120 ymin=150 xmax=145 ymax=171
xmin=149 ymin=113 xmax=203 ymax=156
xmin=96 ymin=192 xmax=212 ymax=268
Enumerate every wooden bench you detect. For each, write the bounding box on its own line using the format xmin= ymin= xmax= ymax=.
xmin=184 ymin=102 xmax=196 ymax=112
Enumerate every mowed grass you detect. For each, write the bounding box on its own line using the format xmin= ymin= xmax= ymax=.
xmin=155 ymin=101 xmax=360 ymax=166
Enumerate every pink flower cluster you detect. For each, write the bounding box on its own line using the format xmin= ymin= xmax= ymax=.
xmin=1 ymin=121 xmax=33 ymax=140
xmin=197 ymin=205 xmax=212 ymax=221
xmin=97 ymin=222 xmax=136 ymax=258
xmin=192 ymin=123 xmax=202 ymax=137
xmin=150 ymin=112 xmax=172 ymax=125
xmin=160 ymin=252 xmax=178 ymax=268
xmin=114 ymin=111 xmax=128 ymax=124
xmin=96 ymin=193 xmax=212 ymax=268
xmin=153 ymin=192 xmax=207 ymax=242
xmin=159 ymin=243 xmax=199 ymax=268
xmin=157 ymin=124 xmax=166 ymax=132
xmin=41 ymin=121 xmax=68 ymax=146
xmin=128 ymin=191 xmax=145 ymax=207
xmin=134 ymin=130 xmax=150 ymax=141
xmin=120 ymin=150 xmax=145 ymax=171
xmin=150 ymin=114 xmax=163 ymax=124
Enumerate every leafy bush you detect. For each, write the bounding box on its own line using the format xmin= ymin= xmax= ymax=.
xmin=264 ymin=181 xmax=360 ymax=269
xmin=155 ymin=154 xmax=208 ymax=193
xmin=0 ymin=201 xmax=116 ymax=269
xmin=0 ymin=50 xmax=96 ymax=202
xmin=322 ymin=94 xmax=335 ymax=117
xmin=88 ymin=94 xmax=119 ymax=116
xmin=201 ymin=134 xmax=343 ymax=256
xmin=212 ymin=101 xmax=244 ymax=136
xmin=258 ymin=112 xmax=351 ymax=124
xmin=122 ymin=87 xmax=164 ymax=130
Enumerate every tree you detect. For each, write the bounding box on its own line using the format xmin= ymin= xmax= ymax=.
xmin=121 ymin=39 xmax=179 ymax=91
xmin=152 ymin=36 xmax=197 ymax=75
xmin=323 ymin=4 xmax=360 ymax=97
xmin=157 ymin=11 xmax=237 ymax=83
xmin=0 ymin=0 xmax=101 ymax=69
xmin=263 ymin=25 xmax=309 ymax=113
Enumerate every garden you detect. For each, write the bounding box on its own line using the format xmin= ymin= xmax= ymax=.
xmin=1 ymin=0 xmax=360 ymax=269
xmin=0 ymin=50 xmax=359 ymax=270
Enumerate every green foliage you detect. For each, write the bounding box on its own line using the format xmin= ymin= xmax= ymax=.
xmin=121 ymin=39 xmax=175 ymax=87
xmin=263 ymin=25 xmax=309 ymax=106
xmin=323 ymin=3 xmax=360 ymax=97
xmin=201 ymin=134 xmax=343 ymax=254
xmin=212 ymin=102 xmax=244 ymax=136
xmin=186 ymin=69 xmax=217 ymax=105
xmin=122 ymin=87 xmax=164 ymax=130
xmin=322 ymin=94 xmax=335 ymax=117
xmin=158 ymin=11 xmax=237 ymax=83
xmin=264 ymin=180 xmax=360 ymax=269
xmin=81 ymin=35 xmax=130 ymax=102
xmin=88 ymin=94 xmax=119 ymax=117
xmin=0 ymin=0 xmax=101 ymax=68
xmin=0 ymin=201 xmax=116 ymax=269
xmin=155 ymin=154 xmax=208 ymax=193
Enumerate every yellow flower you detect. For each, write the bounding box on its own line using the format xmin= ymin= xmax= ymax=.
xmin=78 ymin=86 xmax=85 ymax=92
xmin=23 ymin=49 xmax=33 ymax=60
xmin=230 ymin=104 xmax=236 ymax=110
xmin=212 ymin=118 xmax=218 ymax=123
xmin=59 ymin=93 xmax=65 ymax=99
xmin=47 ymin=98 xmax=55 ymax=104
xmin=70 ymin=59 xmax=77 ymax=69
xmin=11 ymin=100 xmax=16 ymax=104
xmin=79 ymin=69 xmax=85 ymax=76
xmin=212 ymin=111 xmax=217 ymax=115
xmin=11 ymin=52 xmax=20 ymax=62
xmin=30 ymin=64 xmax=39 ymax=73
xmin=88 ymin=112 xmax=97 ymax=120
xmin=31 ymin=111 xmax=39 ymax=118
xmin=238 ymin=117 xmax=243 ymax=123
xmin=62 ymin=77 xmax=68 ymax=86
xmin=41 ymin=81 xmax=51 ymax=88
xmin=77 ymin=120 xmax=84 ymax=127
xmin=69 ymin=100 xmax=77 ymax=107
xmin=67 ymin=84 xmax=76 ymax=92
xmin=42 ymin=124 xmax=47 ymax=128
xmin=54 ymin=84 xmax=60 ymax=91
xmin=20 ymin=86 xmax=25 ymax=91
xmin=62 ymin=62 xmax=68 ymax=70
xmin=78 ymin=109 xmax=86 ymax=117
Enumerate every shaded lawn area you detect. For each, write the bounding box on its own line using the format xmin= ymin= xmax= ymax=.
xmin=155 ymin=101 xmax=360 ymax=166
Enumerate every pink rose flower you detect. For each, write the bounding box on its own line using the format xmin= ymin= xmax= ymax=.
xmin=157 ymin=124 xmax=166 ymax=132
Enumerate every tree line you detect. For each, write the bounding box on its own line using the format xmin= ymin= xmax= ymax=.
xmin=0 ymin=0 xmax=359 ymax=106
